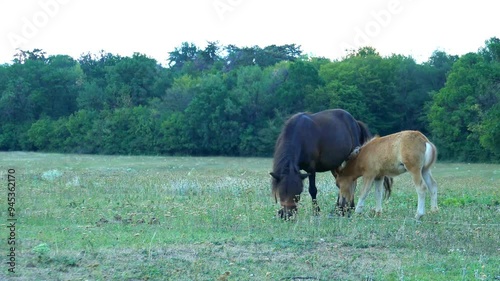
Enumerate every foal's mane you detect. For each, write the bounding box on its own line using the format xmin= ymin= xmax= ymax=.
xmin=348 ymin=135 xmax=380 ymax=159
xmin=363 ymin=134 xmax=380 ymax=145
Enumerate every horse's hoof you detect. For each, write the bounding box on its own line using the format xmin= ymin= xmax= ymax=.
xmin=313 ymin=206 xmax=321 ymax=216
xmin=278 ymin=208 xmax=297 ymax=220
xmin=277 ymin=209 xmax=285 ymax=219
xmin=366 ymin=209 xmax=382 ymax=217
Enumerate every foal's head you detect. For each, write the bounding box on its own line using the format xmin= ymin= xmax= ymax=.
xmin=335 ymin=170 xmax=357 ymax=215
xmin=270 ymin=169 xmax=309 ymax=219
xmin=334 ymin=148 xmax=360 ymax=215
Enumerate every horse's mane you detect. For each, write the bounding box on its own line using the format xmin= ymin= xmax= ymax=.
xmin=356 ymin=120 xmax=373 ymax=144
xmin=272 ymin=140 xmax=296 ymax=176
xmin=272 ymin=113 xmax=309 ymax=175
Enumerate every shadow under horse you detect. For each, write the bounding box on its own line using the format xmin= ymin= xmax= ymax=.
xmin=270 ymin=109 xmax=391 ymax=219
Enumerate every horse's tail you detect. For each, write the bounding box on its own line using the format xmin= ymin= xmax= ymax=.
xmin=383 ymin=176 xmax=393 ymax=200
xmin=424 ymin=141 xmax=437 ymax=170
xmin=357 ymin=120 xmax=372 ymax=144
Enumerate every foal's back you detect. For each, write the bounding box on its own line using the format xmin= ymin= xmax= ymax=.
xmin=360 ymin=130 xmax=430 ymax=177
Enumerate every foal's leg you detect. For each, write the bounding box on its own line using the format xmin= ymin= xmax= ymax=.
xmin=409 ymin=168 xmax=426 ymax=219
xmin=373 ymin=178 xmax=384 ymax=214
xmin=422 ymin=169 xmax=438 ymax=212
xmin=355 ymin=177 xmax=375 ymax=213
xmin=308 ymin=173 xmax=320 ymax=215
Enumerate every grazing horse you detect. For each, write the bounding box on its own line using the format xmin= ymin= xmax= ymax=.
xmin=270 ymin=109 xmax=386 ymax=219
xmin=335 ymin=130 xmax=438 ymax=220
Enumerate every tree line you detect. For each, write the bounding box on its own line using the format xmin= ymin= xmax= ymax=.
xmin=0 ymin=39 xmax=499 ymax=161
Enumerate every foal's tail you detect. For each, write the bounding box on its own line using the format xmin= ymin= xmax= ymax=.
xmin=424 ymin=141 xmax=438 ymax=170
xmin=383 ymin=176 xmax=393 ymax=199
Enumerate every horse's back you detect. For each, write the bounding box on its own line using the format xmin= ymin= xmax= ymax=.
xmin=308 ymin=109 xmax=363 ymax=172
xmin=274 ymin=109 xmax=368 ymax=173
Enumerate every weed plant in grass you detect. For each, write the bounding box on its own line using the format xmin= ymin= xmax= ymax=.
xmin=0 ymin=152 xmax=499 ymax=280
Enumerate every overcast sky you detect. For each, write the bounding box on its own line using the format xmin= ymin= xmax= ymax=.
xmin=1 ymin=0 xmax=499 ymax=65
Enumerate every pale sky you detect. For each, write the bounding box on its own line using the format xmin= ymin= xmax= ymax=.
xmin=1 ymin=0 xmax=499 ymax=65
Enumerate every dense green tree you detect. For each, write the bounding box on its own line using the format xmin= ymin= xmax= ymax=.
xmin=476 ymin=38 xmax=500 ymax=158
xmin=255 ymin=44 xmax=302 ymax=67
xmin=276 ymin=60 xmax=323 ymax=114
xmin=104 ymin=53 xmax=167 ymax=108
xmin=77 ymin=81 xmax=106 ymax=111
xmin=479 ymin=103 xmax=500 ymax=156
xmin=224 ymin=44 xmax=302 ymax=71
xmin=425 ymin=50 xmax=459 ymax=89
xmin=64 ymin=110 xmax=99 ymax=153
xmin=168 ymin=42 xmax=199 ymax=72
xmin=13 ymin=48 xmax=47 ymax=63
xmin=1 ymin=53 xmax=82 ymax=121
xmin=183 ymin=73 xmax=230 ymax=154
xmin=387 ymin=54 xmax=435 ymax=132
xmin=1 ymin=41 xmax=498 ymax=161
xmin=39 ymin=55 xmax=83 ymax=118
xmin=27 ymin=118 xmax=55 ymax=150
xmin=0 ymin=122 xmax=32 ymax=150
xmin=154 ymin=74 xmax=199 ymax=113
xmin=77 ymin=51 xmax=121 ymax=111
xmin=0 ymin=76 xmax=34 ymax=122
xmin=94 ymin=106 xmax=161 ymax=154
xmin=480 ymin=37 xmax=500 ymax=62
xmin=28 ymin=117 xmax=69 ymax=151
xmin=228 ymin=65 xmax=276 ymax=155
xmin=78 ymin=51 xmax=121 ymax=87
xmin=223 ymin=45 xmax=258 ymax=71
xmin=318 ymin=48 xmax=400 ymax=134
xmin=159 ymin=111 xmax=190 ymax=154
xmin=78 ymin=52 xmax=171 ymax=111
xmin=168 ymin=41 xmax=223 ymax=75
xmin=428 ymin=40 xmax=500 ymax=161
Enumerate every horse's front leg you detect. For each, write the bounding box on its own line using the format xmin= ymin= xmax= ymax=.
xmin=308 ymin=172 xmax=320 ymax=215
xmin=355 ymin=177 xmax=374 ymax=214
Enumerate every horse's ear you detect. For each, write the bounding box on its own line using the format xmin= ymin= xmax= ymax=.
xmin=270 ymin=172 xmax=280 ymax=181
xmin=300 ymin=173 xmax=310 ymax=180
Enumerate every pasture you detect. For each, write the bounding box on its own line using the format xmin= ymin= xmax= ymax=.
xmin=1 ymin=152 xmax=499 ymax=280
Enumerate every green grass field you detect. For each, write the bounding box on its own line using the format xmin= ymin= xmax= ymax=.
xmin=1 ymin=152 xmax=499 ymax=281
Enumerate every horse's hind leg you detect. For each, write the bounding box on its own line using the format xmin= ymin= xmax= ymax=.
xmin=373 ymin=178 xmax=384 ymax=214
xmin=423 ymin=169 xmax=438 ymax=212
xmin=308 ymin=173 xmax=320 ymax=215
xmin=409 ymin=168 xmax=426 ymax=219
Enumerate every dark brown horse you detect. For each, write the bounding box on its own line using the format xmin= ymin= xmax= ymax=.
xmin=270 ymin=109 xmax=390 ymax=219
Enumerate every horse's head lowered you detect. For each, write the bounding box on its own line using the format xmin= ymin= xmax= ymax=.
xmin=334 ymin=147 xmax=361 ymax=215
xmin=270 ymin=166 xmax=309 ymax=219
